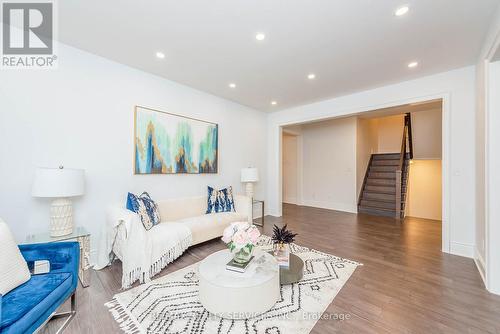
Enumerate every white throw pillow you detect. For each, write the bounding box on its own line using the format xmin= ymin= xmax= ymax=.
xmin=0 ymin=218 xmax=31 ymax=295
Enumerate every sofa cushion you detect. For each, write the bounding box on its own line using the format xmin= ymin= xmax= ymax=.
xmin=0 ymin=272 xmax=72 ymax=331
xmin=177 ymin=212 xmax=246 ymax=244
xmin=0 ymin=219 xmax=31 ymax=296
xmin=206 ymin=186 xmax=235 ymax=214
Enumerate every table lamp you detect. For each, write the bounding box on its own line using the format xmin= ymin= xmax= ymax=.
xmin=32 ymin=166 xmax=85 ymax=237
xmin=241 ymin=167 xmax=259 ymax=199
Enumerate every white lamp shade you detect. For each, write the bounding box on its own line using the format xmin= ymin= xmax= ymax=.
xmin=241 ymin=167 xmax=259 ymax=183
xmin=32 ymin=167 xmax=85 ymax=198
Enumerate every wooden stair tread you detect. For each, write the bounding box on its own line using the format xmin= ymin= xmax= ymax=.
xmin=372 ymin=153 xmax=400 ymax=160
xmin=362 ymin=193 xmax=405 ymax=203
xmin=365 ymin=185 xmax=396 ymax=194
xmin=366 ymin=179 xmax=396 ymax=185
xmin=360 ymin=199 xmax=396 ymax=210
xmin=370 ymin=166 xmax=398 ymax=172
xmin=358 ymin=205 xmax=395 ymax=212
xmin=368 ymin=172 xmax=397 ymax=179
xmin=372 ymin=160 xmax=400 ymax=166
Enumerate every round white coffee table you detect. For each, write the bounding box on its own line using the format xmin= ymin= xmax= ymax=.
xmin=198 ymin=249 xmax=280 ymax=319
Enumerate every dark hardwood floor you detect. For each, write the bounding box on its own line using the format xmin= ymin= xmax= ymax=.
xmin=45 ymin=204 xmax=500 ymax=333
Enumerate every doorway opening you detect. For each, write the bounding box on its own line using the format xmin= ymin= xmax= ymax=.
xmin=281 ymin=99 xmax=443 ymax=223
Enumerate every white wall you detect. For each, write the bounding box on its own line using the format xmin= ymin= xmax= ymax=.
xmin=282 ymin=134 xmax=298 ymax=204
xmin=0 ymin=43 xmax=268 ymax=262
xmin=267 ymin=66 xmax=476 ymax=259
xmin=412 ymin=109 xmax=442 ymax=159
xmin=356 ymin=118 xmax=378 ymax=196
xmin=376 ymin=115 xmax=404 ymax=153
xmin=406 ymin=160 xmax=442 ymax=221
xmin=475 ymin=5 xmax=500 ymax=294
xmin=299 ymin=118 xmax=357 ymax=213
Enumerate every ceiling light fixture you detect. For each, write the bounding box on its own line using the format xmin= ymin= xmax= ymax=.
xmin=408 ymin=61 xmax=418 ymax=68
xmin=156 ymin=52 xmax=165 ymax=59
xmin=229 ymin=83 xmax=236 ymax=88
xmin=307 ymin=73 xmax=316 ymax=80
xmin=255 ymin=33 xmax=266 ymax=41
xmin=271 ymin=101 xmax=277 ymax=105
xmin=395 ymin=6 xmax=409 ymax=16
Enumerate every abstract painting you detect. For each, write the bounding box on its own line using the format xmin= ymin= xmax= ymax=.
xmin=134 ymin=106 xmax=218 ymax=174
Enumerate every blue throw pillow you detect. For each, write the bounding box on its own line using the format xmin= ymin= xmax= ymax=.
xmin=126 ymin=192 xmax=161 ymax=230
xmin=206 ymin=186 xmax=235 ymax=214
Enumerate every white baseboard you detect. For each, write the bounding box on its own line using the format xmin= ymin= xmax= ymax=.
xmin=449 ymin=242 xmax=474 ymax=258
xmin=300 ymin=200 xmax=357 ymax=214
xmin=283 ymin=196 xmax=297 ymax=205
xmin=474 ymin=247 xmax=487 ymax=287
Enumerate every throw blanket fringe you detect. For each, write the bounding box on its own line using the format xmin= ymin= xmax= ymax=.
xmin=105 ymin=298 xmax=142 ymax=334
xmin=121 ymin=234 xmax=192 ymax=289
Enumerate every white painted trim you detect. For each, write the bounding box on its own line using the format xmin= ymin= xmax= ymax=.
xmin=441 ymin=94 xmax=451 ymax=254
xmin=278 ymin=127 xmax=283 ymax=216
xmin=484 ymin=58 xmax=492 ymax=293
xmin=296 ymin=135 xmax=304 ymax=206
xmin=275 ymin=92 xmax=451 ymax=254
xmin=475 ymin=246 xmax=487 ymax=287
xmin=283 ymin=197 xmax=298 ymax=205
xmin=450 ymin=242 xmax=474 ymax=258
xmin=483 ymin=29 xmax=500 ymax=295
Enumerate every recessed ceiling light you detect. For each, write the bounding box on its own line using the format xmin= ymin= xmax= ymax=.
xmin=408 ymin=61 xmax=418 ymax=68
xmin=271 ymin=101 xmax=277 ymax=105
xmin=255 ymin=33 xmax=266 ymax=41
xmin=395 ymin=6 xmax=409 ymax=16
xmin=307 ymin=73 xmax=316 ymax=80
xmin=229 ymin=83 xmax=236 ymax=88
xmin=156 ymin=52 xmax=165 ymax=59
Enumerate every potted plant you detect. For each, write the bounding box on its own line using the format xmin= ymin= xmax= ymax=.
xmin=222 ymin=222 xmax=261 ymax=264
xmin=272 ymin=224 xmax=297 ymax=267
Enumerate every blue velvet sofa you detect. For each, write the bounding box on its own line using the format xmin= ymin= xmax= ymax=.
xmin=0 ymin=242 xmax=79 ymax=334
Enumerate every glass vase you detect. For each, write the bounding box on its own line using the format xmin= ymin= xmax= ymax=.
xmin=233 ymin=245 xmax=254 ymax=264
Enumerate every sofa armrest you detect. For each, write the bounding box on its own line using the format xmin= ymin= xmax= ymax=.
xmin=19 ymin=242 xmax=80 ymax=288
xmin=106 ymin=206 xmax=139 ymax=239
xmin=234 ymin=195 xmax=251 ymax=220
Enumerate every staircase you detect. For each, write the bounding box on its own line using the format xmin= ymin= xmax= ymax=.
xmin=358 ymin=153 xmax=409 ymax=217
xmin=358 ymin=113 xmax=413 ymax=219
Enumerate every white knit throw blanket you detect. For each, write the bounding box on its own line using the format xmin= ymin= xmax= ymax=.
xmin=96 ymin=207 xmax=192 ymax=289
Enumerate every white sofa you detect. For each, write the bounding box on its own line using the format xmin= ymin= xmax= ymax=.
xmin=99 ymin=194 xmax=251 ymax=288
xmin=155 ymin=194 xmax=251 ymax=244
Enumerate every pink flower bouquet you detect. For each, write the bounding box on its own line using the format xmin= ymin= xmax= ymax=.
xmin=222 ymin=222 xmax=261 ymax=263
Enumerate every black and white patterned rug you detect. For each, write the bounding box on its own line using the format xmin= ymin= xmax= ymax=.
xmin=106 ymin=236 xmax=361 ymax=334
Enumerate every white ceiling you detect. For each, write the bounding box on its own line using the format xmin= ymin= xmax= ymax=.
xmin=57 ymin=0 xmax=499 ymax=112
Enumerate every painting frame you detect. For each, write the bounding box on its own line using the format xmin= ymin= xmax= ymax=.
xmin=133 ymin=105 xmax=219 ymax=175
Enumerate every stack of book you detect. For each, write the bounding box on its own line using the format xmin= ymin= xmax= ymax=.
xmin=226 ymin=256 xmax=254 ymax=273
xmin=275 ymin=244 xmax=290 ymax=268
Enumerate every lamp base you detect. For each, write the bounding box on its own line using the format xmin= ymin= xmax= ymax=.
xmin=245 ymin=182 xmax=254 ymax=200
xmin=50 ymin=198 xmax=73 ymax=237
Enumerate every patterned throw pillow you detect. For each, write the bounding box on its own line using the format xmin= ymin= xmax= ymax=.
xmin=126 ymin=192 xmax=161 ymax=230
xmin=0 ymin=219 xmax=31 ymax=295
xmin=206 ymin=186 xmax=236 ymax=214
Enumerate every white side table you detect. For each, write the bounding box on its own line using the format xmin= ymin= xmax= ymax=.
xmin=198 ymin=249 xmax=280 ymax=319
xmin=23 ymin=226 xmax=91 ymax=288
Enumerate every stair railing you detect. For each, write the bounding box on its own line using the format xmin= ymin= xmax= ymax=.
xmin=395 ymin=113 xmax=412 ymax=219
